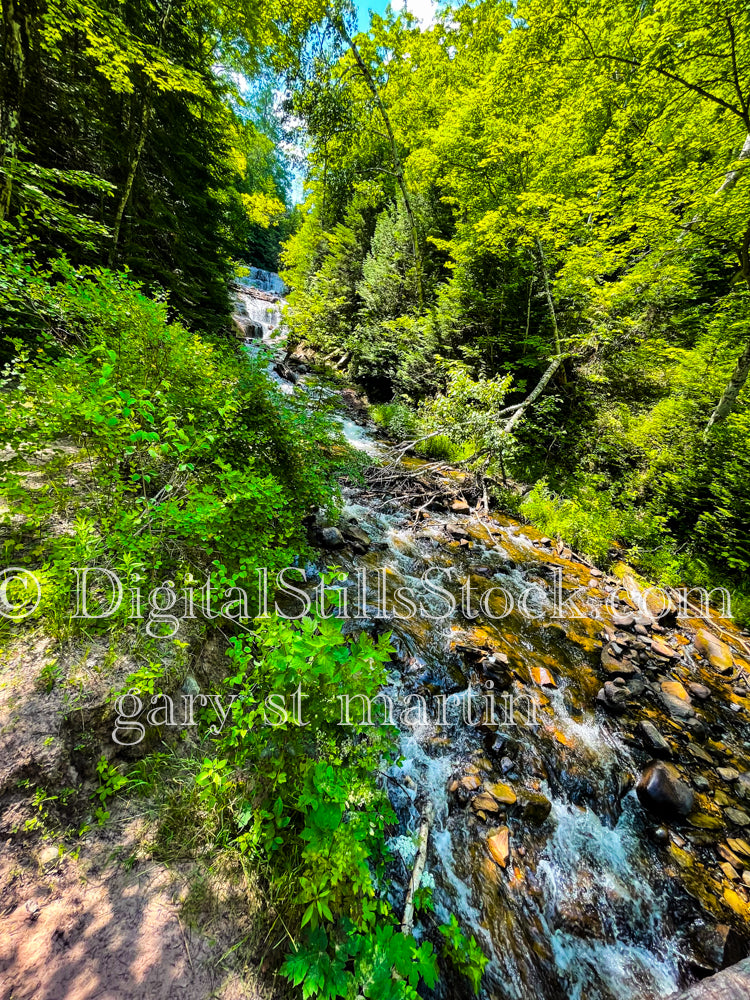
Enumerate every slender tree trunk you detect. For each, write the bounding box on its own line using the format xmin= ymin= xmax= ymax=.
xmin=704 ymin=221 xmax=750 ymax=440
xmin=335 ymin=17 xmax=424 ymax=308
xmin=108 ymin=99 xmax=151 ymax=265
xmin=504 ymin=355 xmax=564 ymax=435
xmin=108 ymin=0 xmax=172 ymax=265
xmin=535 ymin=237 xmax=566 ymax=383
xmin=0 ymin=0 xmax=29 ymax=220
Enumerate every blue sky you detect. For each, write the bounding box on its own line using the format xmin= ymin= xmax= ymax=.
xmin=357 ymin=0 xmax=390 ymax=30
xmin=356 ymin=0 xmax=438 ymax=31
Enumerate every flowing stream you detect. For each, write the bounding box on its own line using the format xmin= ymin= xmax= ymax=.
xmin=236 ymin=273 xmax=750 ymax=1000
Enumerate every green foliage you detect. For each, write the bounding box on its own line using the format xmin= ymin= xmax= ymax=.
xmin=0 ymin=250 xmax=349 ymax=639
xmin=284 ymin=0 xmax=750 ymax=607
xmin=439 ymin=914 xmax=489 ymax=995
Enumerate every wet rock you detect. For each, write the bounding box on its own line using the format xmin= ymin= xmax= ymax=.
xmin=518 ymin=790 xmax=552 ymax=825
xmin=725 ymin=808 xmax=750 ymax=827
xmin=472 ymin=792 xmax=500 ymax=814
xmin=458 ymin=774 xmax=482 ymax=792
xmin=689 ymin=683 xmax=712 ymax=701
xmin=636 ymin=761 xmax=695 ymax=819
xmin=318 ymin=526 xmax=345 ymax=549
xmin=735 ymin=774 xmax=750 ymax=801
xmin=636 ymin=720 xmax=672 ymax=758
xmin=597 ymin=682 xmax=629 ymax=713
xmin=727 ymin=838 xmax=750 ymax=860
xmin=531 ymin=666 xmax=556 ymax=688
xmin=694 ymin=776 xmax=711 ymax=792
xmin=660 ymin=680 xmax=695 ymax=719
xmin=650 ymin=638 xmax=681 ymax=660
xmin=718 ymin=768 xmax=740 ymax=783
xmin=341 ymin=523 xmax=371 ymax=551
xmin=485 ymin=781 xmax=517 ymax=805
xmin=487 ymin=826 xmax=510 ymax=867
xmin=613 ymin=613 xmax=635 ymax=628
xmin=451 ymin=499 xmax=470 ymax=513
xmin=686 ymin=922 xmax=749 ymax=976
xmin=500 ymin=756 xmax=514 ymax=774
xmin=694 ymin=630 xmax=734 ymax=674
xmin=601 ymin=643 xmax=639 ymax=678
xmin=671 ymin=957 xmax=750 ymax=999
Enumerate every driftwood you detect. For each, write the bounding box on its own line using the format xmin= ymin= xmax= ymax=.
xmin=400 ymin=801 xmax=433 ymax=938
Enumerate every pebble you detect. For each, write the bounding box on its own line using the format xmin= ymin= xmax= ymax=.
xmin=688 ymin=683 xmax=711 ymax=701
xmin=694 ymin=776 xmax=711 ymax=792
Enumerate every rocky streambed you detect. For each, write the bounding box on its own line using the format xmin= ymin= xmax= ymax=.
xmin=279 ymin=350 xmax=750 ymax=1000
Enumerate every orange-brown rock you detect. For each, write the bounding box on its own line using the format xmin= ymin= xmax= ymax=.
xmin=487 ymin=826 xmax=510 ymax=867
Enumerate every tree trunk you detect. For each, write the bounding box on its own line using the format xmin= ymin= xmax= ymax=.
xmin=504 ymin=355 xmax=564 ymax=435
xmin=108 ymin=0 xmax=172 ymax=265
xmin=108 ymin=100 xmax=151 ymax=265
xmin=704 ymin=220 xmax=750 ymax=439
xmin=335 ymin=18 xmax=424 ymax=308
xmin=0 ymin=0 xmax=29 ymax=220
xmin=535 ymin=237 xmax=566 ymax=383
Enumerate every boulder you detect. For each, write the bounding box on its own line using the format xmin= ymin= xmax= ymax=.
xmin=319 ymin=526 xmax=345 ymax=549
xmin=670 ymin=957 xmax=750 ymax=1000
xmin=636 ymin=761 xmax=695 ymax=819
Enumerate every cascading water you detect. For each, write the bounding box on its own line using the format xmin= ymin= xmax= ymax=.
xmin=236 ymin=281 xmax=750 ymax=999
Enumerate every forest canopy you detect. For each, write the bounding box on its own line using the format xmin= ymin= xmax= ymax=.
xmin=282 ymin=0 xmax=750 ymax=607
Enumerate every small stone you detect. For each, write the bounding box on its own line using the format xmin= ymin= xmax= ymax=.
xmin=486 ymin=781 xmax=517 ymax=805
xmin=531 ymin=666 xmax=556 ymax=688
xmin=451 ymin=499 xmax=470 ymax=513
xmin=731 ymin=703 xmax=742 ymax=713
xmin=725 ymin=808 xmax=750 ymax=827
xmin=39 ymin=846 xmax=60 ymax=868
xmin=688 ymin=683 xmax=711 ymax=701
xmin=718 ymin=843 xmax=745 ymax=868
xmin=501 ymin=756 xmax=514 ymax=774
xmin=720 ymin=862 xmax=740 ymax=881
xmin=518 ymin=790 xmax=552 ymax=825
xmin=181 ymin=674 xmax=200 ymax=697
xmin=650 ymin=639 xmax=680 ymax=660
xmin=472 ymin=793 xmax=500 ymax=814
xmin=487 ymin=827 xmax=510 ymax=867
xmin=715 ymin=789 xmax=733 ymax=807
xmin=654 ymin=826 xmax=669 ymax=842
xmin=727 ymin=838 xmax=750 ymax=859
xmin=694 ymin=776 xmax=711 ymax=792
xmin=636 ymin=720 xmax=672 ymax=758
xmin=459 ymin=774 xmax=482 ymax=792
xmin=540 ymin=537 xmax=552 ymax=546
xmin=660 ymin=680 xmax=695 ymax=719
xmin=718 ymin=767 xmax=740 ymax=783
xmin=601 ymin=644 xmax=639 ymax=677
